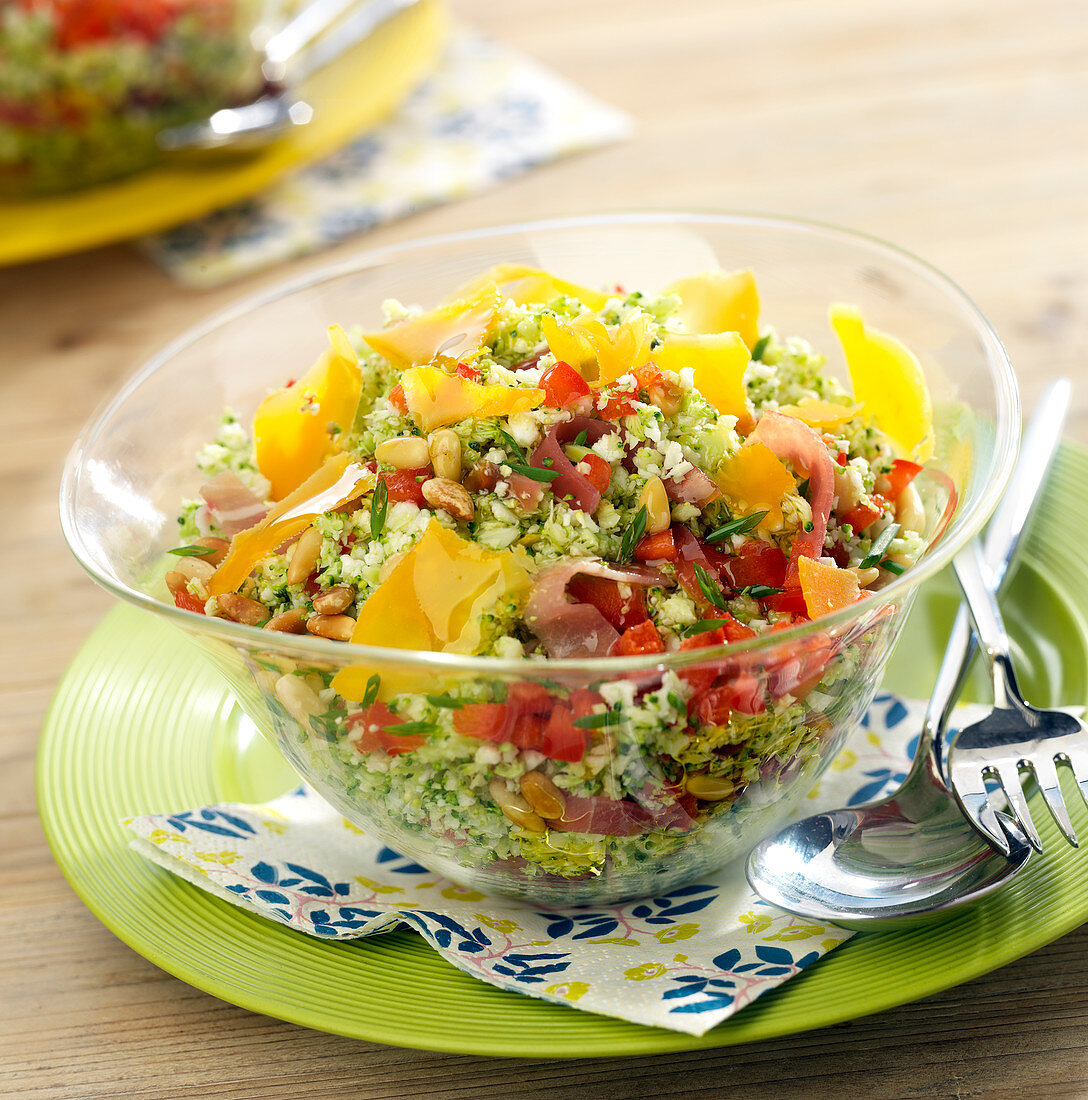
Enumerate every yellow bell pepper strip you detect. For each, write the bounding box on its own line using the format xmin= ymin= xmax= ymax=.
xmin=332 ymin=521 xmax=531 ymax=700
xmin=776 ymin=397 xmax=865 ymax=431
xmin=663 ymin=269 xmax=760 ymax=351
xmin=359 ymin=285 xmax=503 ymax=369
xmin=798 ymin=555 xmax=862 ymax=618
xmin=209 ymin=453 xmax=375 ymax=597
xmin=713 ymin=442 xmax=796 ymax=532
xmin=450 ymin=263 xmax=609 ymax=311
xmin=400 ymin=366 xmax=544 ymax=432
xmin=830 ymin=304 xmax=935 ymax=461
xmin=541 ymin=311 xmax=654 ymax=387
xmin=253 ymin=325 xmax=363 ymax=501
xmin=652 ymin=331 xmax=754 ymax=433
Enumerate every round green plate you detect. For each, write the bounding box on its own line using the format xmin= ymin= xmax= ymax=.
xmin=39 ymin=444 xmax=1088 ymax=1057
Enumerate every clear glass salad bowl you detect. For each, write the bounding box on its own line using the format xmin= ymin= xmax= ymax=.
xmin=61 ymin=213 xmax=1019 ymax=905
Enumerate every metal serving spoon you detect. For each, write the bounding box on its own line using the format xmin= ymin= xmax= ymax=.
xmin=745 ymin=379 xmax=1070 ymax=930
xmin=157 ymin=0 xmax=421 ymax=153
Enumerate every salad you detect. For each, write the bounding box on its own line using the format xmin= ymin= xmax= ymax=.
xmin=167 ymin=264 xmax=942 ymax=897
xmin=0 ymin=0 xmax=258 ymax=194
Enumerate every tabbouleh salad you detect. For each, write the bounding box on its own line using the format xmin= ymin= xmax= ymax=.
xmin=166 ymin=264 xmax=938 ymax=897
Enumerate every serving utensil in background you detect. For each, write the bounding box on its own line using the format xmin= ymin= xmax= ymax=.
xmin=746 ymin=380 xmax=1072 ymax=929
xmin=951 ymin=538 xmax=1088 ymax=852
xmin=158 ymin=0 xmax=422 ymax=153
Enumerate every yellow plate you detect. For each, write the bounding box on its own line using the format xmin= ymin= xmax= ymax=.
xmin=0 ymin=0 xmax=448 ymax=267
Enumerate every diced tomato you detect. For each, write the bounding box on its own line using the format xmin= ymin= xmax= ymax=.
xmin=884 ymin=459 xmax=924 ymax=501
xmin=616 ymin=620 xmax=666 ymax=656
xmin=722 ymin=672 xmax=767 ymax=715
xmin=632 ymin=529 xmax=678 ymax=563
xmin=717 ymin=612 xmax=757 ymax=644
xmin=763 ymin=588 xmax=810 ymax=617
xmin=452 ymin=685 xmax=551 ymax=750
xmin=722 ymin=541 xmax=788 ymax=591
xmin=388 ymin=384 xmax=408 ymax=414
xmin=539 ymin=705 xmax=587 ymax=762
xmin=678 ymin=626 xmax=727 ymax=693
xmin=566 ymin=574 xmax=647 ymax=632
xmin=836 ymin=452 xmax=849 ymax=467
xmin=690 ymin=685 xmax=733 ymax=727
xmin=569 ymin=688 xmax=606 ymax=720
xmin=453 ymin=703 xmax=511 ymax=742
xmin=348 ymin=703 xmax=425 ymax=755
xmin=841 ymin=495 xmax=887 ymax=532
xmin=505 ymin=681 xmax=552 ymax=715
xmin=455 ymin=361 xmax=482 ymax=383
xmin=597 ymin=389 xmax=640 ymax=421
xmin=577 ymin=452 xmax=611 ymax=497
xmin=540 ymin=361 xmax=592 ymax=408
xmin=379 ymin=466 xmax=431 ymax=507
xmin=171 ymin=587 xmax=206 ymax=614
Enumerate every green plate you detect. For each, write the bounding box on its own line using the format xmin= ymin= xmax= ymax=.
xmin=39 ymin=444 xmax=1088 ymax=1057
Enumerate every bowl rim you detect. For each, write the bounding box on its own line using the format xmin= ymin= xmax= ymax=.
xmin=60 ymin=210 xmax=1021 ymax=675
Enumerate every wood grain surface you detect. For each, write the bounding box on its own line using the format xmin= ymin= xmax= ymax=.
xmin=4 ymin=0 xmax=1088 ymax=1096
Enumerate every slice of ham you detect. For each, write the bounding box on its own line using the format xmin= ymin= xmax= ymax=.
xmin=199 ymin=472 xmax=268 ymax=536
xmin=506 ymin=472 xmax=545 ymax=510
xmin=747 ymin=411 xmax=835 ymax=586
xmin=552 ymin=792 xmax=695 ymax=836
xmin=525 ymin=557 xmax=664 ymax=659
xmin=530 ymin=417 xmax=618 ymax=513
xmin=663 ymin=464 xmax=720 ymax=506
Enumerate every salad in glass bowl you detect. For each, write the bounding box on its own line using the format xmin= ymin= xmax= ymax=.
xmin=61 ymin=215 xmax=1018 ymax=904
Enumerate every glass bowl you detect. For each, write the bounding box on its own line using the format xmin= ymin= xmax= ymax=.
xmin=61 ymin=213 xmax=1019 ymax=905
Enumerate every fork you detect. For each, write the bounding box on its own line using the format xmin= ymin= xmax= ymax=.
xmin=951 ymin=539 xmax=1088 ymax=852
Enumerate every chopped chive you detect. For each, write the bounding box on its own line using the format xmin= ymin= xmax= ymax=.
xmin=425 ymin=693 xmax=465 ymax=708
xmin=693 ymin=563 xmax=729 ymax=611
xmin=880 ymin=559 xmax=906 ymax=575
xmin=741 ymin=584 xmax=784 ymax=599
xmin=860 ymin=523 xmax=901 ymax=569
xmin=168 ymin=544 xmax=217 ymax=557
xmin=750 ymin=334 xmax=771 ymax=362
xmin=362 ymin=673 xmax=381 ymax=707
xmin=618 ymin=505 xmax=648 ymax=563
xmin=706 ymin=511 xmax=768 ymax=542
xmin=573 ymin=710 xmax=624 ymax=730
xmin=385 ymin=721 xmax=439 ymax=735
xmin=508 ymin=461 xmax=561 ymax=483
xmin=680 ymin=619 xmax=726 ymax=637
xmin=370 ymin=479 xmax=389 ymax=540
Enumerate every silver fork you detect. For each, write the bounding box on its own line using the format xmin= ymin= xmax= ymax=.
xmin=951 ymin=539 xmax=1088 ymax=852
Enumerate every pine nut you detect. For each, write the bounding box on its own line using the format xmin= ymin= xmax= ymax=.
xmin=193 ymin=536 xmax=230 ymax=567
xmin=489 ymin=779 xmax=545 ymax=832
xmin=429 ymin=429 xmax=463 ymax=481
xmin=848 ymin=566 xmax=880 ymax=588
xmin=520 ymin=771 xmax=566 ymax=819
xmin=264 ymin=608 xmax=307 ymax=633
xmin=647 ymin=377 xmax=684 ymax=416
xmin=685 ymin=773 xmax=735 ymax=801
xmin=218 ymin=592 xmax=269 ymax=625
xmin=421 ymin=477 xmax=474 ymax=521
xmin=172 ymin=555 xmax=216 ymax=583
xmin=375 ymin=435 xmax=430 ymax=470
xmin=306 ymin=614 xmax=355 ymax=641
xmin=275 ymin=673 xmax=322 ymax=723
xmin=312 ymin=585 xmax=354 ymax=614
xmin=288 ymin=525 xmax=323 ymax=585
xmin=164 ymin=570 xmax=193 ymax=601
xmin=639 ymin=476 xmax=671 ymax=535
xmin=894 ymin=482 xmax=926 ymax=535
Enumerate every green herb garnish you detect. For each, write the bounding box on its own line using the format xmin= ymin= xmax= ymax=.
xmin=168 ymin=545 xmax=217 ymax=557
xmin=860 ymin=523 xmax=901 ymax=569
xmin=573 ymin=710 xmax=624 ymax=730
xmin=508 ymin=461 xmax=560 ymax=483
xmin=495 ymin=426 xmax=526 ymax=462
xmin=573 ymin=429 xmax=589 ymax=447
xmin=370 ymin=479 xmax=389 ymax=540
xmin=693 ymin=563 xmax=729 ymax=611
xmin=706 ymin=511 xmax=768 ymax=542
xmin=750 ymin=334 xmax=770 ymax=362
xmin=880 ymin=559 xmax=906 ymax=575
xmin=618 ymin=505 xmax=648 ymax=563
xmin=362 ymin=674 xmax=381 ymax=707
xmin=741 ymin=584 xmax=784 ymax=599
xmin=425 ymin=694 xmax=465 ymax=708
xmin=680 ymin=619 xmax=726 ymax=637
xmin=385 ymin=721 xmax=439 ymax=735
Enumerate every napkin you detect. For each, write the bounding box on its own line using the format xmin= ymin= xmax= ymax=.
xmin=139 ymin=28 xmax=632 ymax=288
xmin=124 ymin=692 xmax=983 ymax=1036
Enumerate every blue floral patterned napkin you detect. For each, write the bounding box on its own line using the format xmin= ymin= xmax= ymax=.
xmin=123 ymin=693 xmax=976 ymax=1036
xmin=138 ymin=28 xmax=632 ymax=288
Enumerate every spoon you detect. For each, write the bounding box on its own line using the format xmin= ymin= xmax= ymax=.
xmin=157 ymin=0 xmax=421 ymax=154
xmin=745 ymin=379 xmax=1071 ymax=930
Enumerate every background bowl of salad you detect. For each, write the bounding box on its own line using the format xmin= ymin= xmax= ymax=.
xmin=61 ymin=213 xmax=1019 ymax=905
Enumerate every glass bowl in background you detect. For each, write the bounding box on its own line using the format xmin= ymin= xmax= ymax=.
xmin=60 ymin=214 xmax=1019 ymax=904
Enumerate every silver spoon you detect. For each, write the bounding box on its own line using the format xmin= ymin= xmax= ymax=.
xmin=157 ymin=0 xmax=421 ymax=154
xmin=745 ymin=379 xmax=1071 ymax=930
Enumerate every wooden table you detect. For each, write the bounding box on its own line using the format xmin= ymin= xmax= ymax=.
xmin=5 ymin=0 xmax=1088 ymax=1095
